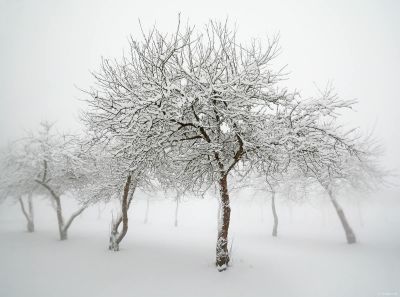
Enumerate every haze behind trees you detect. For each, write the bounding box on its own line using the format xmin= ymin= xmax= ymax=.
xmin=0 ymin=19 xmax=389 ymax=273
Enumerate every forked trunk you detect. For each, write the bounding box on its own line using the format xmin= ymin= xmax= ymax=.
xmin=60 ymin=229 xmax=68 ymax=240
xmin=35 ymin=161 xmax=85 ymax=240
xmin=328 ymin=189 xmax=356 ymax=244
xmin=271 ymin=191 xmax=278 ymax=237
xmin=216 ymin=175 xmax=231 ymax=271
xmin=109 ymin=175 xmax=134 ymax=251
xmin=36 ymin=179 xmax=86 ymax=241
xmin=62 ymin=205 xmax=87 ymax=241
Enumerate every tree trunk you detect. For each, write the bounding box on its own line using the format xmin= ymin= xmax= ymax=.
xmin=62 ymin=205 xmax=87 ymax=240
xmin=216 ymin=175 xmax=231 ymax=271
xmin=109 ymin=214 xmax=122 ymax=251
xmin=36 ymin=180 xmax=86 ymax=241
xmin=19 ymin=195 xmax=34 ymax=232
xmin=53 ymin=195 xmax=67 ymax=240
xmin=174 ymin=194 xmax=180 ymax=227
xmin=144 ymin=196 xmax=150 ymax=224
xmin=328 ymin=189 xmax=356 ymax=244
xmin=27 ymin=194 xmax=34 ymax=232
xmin=271 ymin=191 xmax=278 ymax=237
xmin=60 ymin=229 xmax=68 ymax=240
xmin=109 ymin=175 xmax=134 ymax=251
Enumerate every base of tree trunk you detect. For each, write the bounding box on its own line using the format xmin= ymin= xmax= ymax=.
xmin=109 ymin=231 xmax=120 ymax=251
xmin=272 ymin=226 xmax=278 ymax=237
xmin=27 ymin=221 xmax=34 ymax=233
xmin=271 ymin=191 xmax=278 ymax=237
xmin=60 ymin=232 xmax=68 ymax=241
xmin=329 ymin=191 xmax=357 ymax=245
xmin=216 ymin=261 xmax=229 ymax=272
xmin=216 ymin=237 xmax=230 ymax=271
xmin=216 ymin=175 xmax=231 ymax=272
xmin=346 ymin=232 xmax=357 ymax=244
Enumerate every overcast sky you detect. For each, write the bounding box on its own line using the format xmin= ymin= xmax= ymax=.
xmin=0 ymin=0 xmax=399 ymax=171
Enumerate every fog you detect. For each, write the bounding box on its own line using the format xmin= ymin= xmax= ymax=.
xmin=0 ymin=1 xmax=399 ymax=296
xmin=1 ymin=0 xmax=400 ymax=171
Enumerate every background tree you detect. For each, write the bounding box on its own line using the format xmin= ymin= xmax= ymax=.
xmin=25 ymin=122 xmax=90 ymax=240
xmin=278 ymin=87 xmax=383 ymax=244
xmin=80 ymin=107 xmax=161 ymax=251
xmin=0 ymin=142 xmax=41 ymax=232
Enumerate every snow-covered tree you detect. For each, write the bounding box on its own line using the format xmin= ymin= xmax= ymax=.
xmin=0 ymin=142 xmax=42 ymax=232
xmin=277 ymin=87 xmax=386 ymax=244
xmin=24 ymin=122 xmax=90 ymax=240
xmin=82 ymin=19 xmax=381 ymax=270
xmin=83 ymin=20 xmax=281 ymax=269
xmin=79 ymin=111 xmax=158 ymax=251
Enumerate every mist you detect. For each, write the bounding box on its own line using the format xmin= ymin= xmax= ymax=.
xmin=0 ymin=1 xmax=399 ymax=296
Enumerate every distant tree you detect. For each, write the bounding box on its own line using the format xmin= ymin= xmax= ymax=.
xmin=80 ymin=106 xmax=158 ymax=251
xmin=77 ymin=146 xmax=153 ymax=251
xmin=280 ymin=88 xmax=385 ymax=244
xmin=25 ymin=122 xmax=90 ymax=240
xmin=0 ymin=143 xmax=41 ymax=232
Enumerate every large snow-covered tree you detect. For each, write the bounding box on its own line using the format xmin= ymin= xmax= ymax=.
xmin=83 ymin=20 xmax=288 ymax=270
xmin=83 ymin=19 xmax=379 ymax=270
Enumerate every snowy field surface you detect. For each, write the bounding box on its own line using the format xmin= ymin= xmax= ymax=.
xmin=0 ymin=191 xmax=399 ymax=297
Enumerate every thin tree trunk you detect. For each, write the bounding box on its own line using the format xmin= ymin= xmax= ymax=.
xmin=109 ymin=186 xmax=135 ymax=251
xmin=174 ymin=193 xmax=180 ymax=227
xmin=52 ymin=195 xmax=67 ymax=240
xmin=109 ymin=175 xmax=134 ymax=251
xmin=63 ymin=206 xmax=86 ymax=234
xmin=271 ymin=191 xmax=278 ymax=237
xmin=18 ymin=195 xmax=34 ymax=232
xmin=328 ymin=189 xmax=356 ymax=244
xmin=144 ymin=196 xmax=150 ymax=224
xmin=216 ymin=175 xmax=231 ymax=271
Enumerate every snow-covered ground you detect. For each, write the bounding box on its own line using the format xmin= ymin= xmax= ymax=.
xmin=0 ymin=191 xmax=399 ymax=297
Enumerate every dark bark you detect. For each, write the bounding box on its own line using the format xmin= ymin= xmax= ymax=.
xmin=271 ymin=191 xmax=278 ymax=237
xmin=328 ymin=189 xmax=356 ymax=244
xmin=216 ymin=175 xmax=231 ymax=271
xmin=109 ymin=175 xmax=134 ymax=251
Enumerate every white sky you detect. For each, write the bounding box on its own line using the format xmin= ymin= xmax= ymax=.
xmin=0 ymin=0 xmax=399 ymax=171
